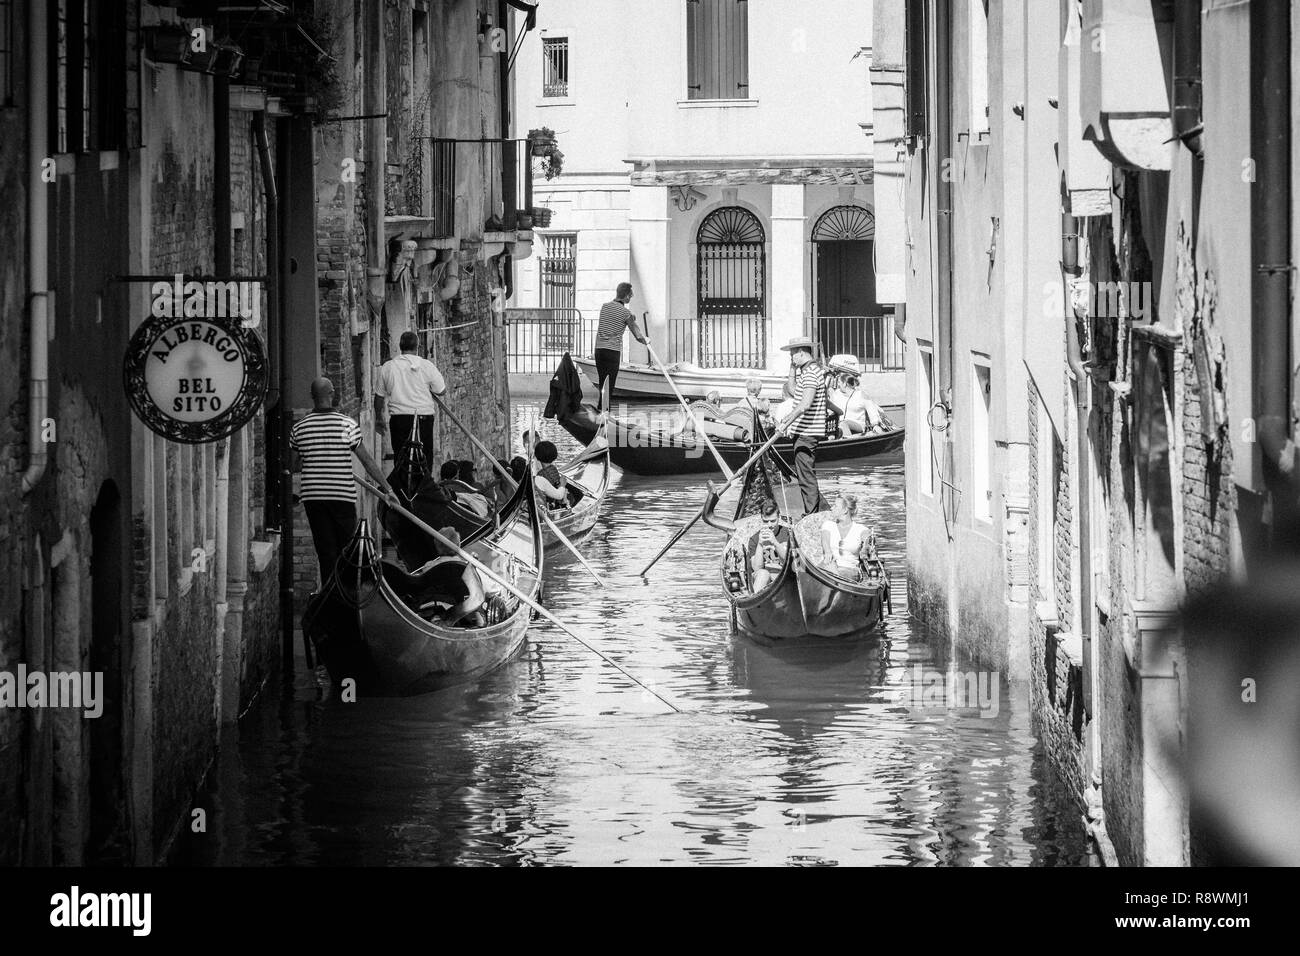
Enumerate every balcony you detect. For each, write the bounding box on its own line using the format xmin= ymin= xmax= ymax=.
xmin=429 ymin=137 xmax=535 ymax=246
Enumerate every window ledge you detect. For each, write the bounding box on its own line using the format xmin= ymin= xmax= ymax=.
xmin=677 ymin=98 xmax=759 ymax=109
xmin=1035 ymin=599 xmax=1059 ymax=625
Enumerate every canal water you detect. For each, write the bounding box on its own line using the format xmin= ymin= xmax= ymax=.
xmin=189 ymin=398 xmax=1091 ymax=866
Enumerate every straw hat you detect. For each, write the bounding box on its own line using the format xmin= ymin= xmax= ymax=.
xmin=828 ymin=354 xmax=863 ymax=375
xmin=779 ymin=335 xmax=816 ymax=352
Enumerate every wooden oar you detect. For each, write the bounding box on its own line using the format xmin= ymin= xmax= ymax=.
xmin=356 ymin=475 xmax=681 ymax=713
xmin=643 ymin=335 xmax=735 ymax=480
xmin=433 ymin=393 xmax=606 ymax=587
xmin=638 ymin=428 xmax=785 ymax=578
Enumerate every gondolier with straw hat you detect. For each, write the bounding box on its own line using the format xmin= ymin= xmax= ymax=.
xmin=775 ymin=335 xmax=830 ymax=515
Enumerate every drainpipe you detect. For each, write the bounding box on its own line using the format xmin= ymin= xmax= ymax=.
xmin=1062 ymin=213 xmax=1093 ymax=717
xmin=364 ymin=2 xmax=386 ymax=305
xmin=1172 ymin=0 xmax=1203 ymax=157
xmin=21 ymin=0 xmax=50 ymax=496
xmin=934 ymin=0 xmax=956 ymax=534
xmin=1251 ymin=0 xmax=1295 ymax=538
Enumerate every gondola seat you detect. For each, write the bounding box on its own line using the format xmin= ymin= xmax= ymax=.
xmin=380 ymin=557 xmax=476 ymax=616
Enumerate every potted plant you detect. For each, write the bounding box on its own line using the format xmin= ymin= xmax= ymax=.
xmin=531 ymin=206 xmax=554 ymax=227
xmin=540 ymin=148 xmax=564 ymax=180
xmin=528 ymin=127 xmax=557 ymax=157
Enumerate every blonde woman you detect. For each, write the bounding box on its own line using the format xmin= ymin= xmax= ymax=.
xmin=820 ymin=494 xmax=870 ymax=581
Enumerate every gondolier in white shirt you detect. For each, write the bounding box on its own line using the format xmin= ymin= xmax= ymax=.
xmin=593 ymin=282 xmax=648 ymax=412
xmin=775 ymin=335 xmax=830 ymax=515
xmin=374 ymin=330 xmax=447 ymax=457
xmin=291 ymin=377 xmax=397 ymax=585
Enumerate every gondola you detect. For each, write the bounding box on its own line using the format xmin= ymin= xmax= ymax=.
xmin=573 ymin=356 xmax=788 ymax=401
xmin=301 ymin=473 xmax=545 ymax=697
xmin=702 ymin=425 xmax=891 ymax=643
xmin=555 ymin=400 xmax=904 ymax=476
xmin=539 ymin=432 xmax=611 ymax=548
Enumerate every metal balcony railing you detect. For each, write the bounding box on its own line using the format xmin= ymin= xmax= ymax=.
xmin=806 ymin=314 xmax=905 ymax=370
xmin=429 ymin=137 xmax=534 ymax=239
xmin=666 ymin=316 xmax=768 ymax=369
xmin=505 ymin=308 xmax=595 ymax=374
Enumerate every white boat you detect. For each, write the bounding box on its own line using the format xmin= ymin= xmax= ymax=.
xmin=574 ymin=356 xmax=787 ymax=401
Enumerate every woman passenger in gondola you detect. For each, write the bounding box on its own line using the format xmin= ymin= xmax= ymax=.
xmin=433 ymin=527 xmax=487 ymax=627
xmin=821 ymin=493 xmax=871 ymax=582
xmin=532 ymin=441 xmax=571 ymax=511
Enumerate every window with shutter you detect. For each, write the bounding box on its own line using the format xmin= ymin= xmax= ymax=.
xmin=686 ymin=0 xmax=749 ymax=100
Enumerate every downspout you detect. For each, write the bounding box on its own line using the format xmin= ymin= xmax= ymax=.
xmin=934 ymin=0 xmax=956 ymax=530
xmin=253 ymin=113 xmax=293 ymax=662
xmin=1172 ymin=0 xmax=1203 ymax=157
xmin=364 ymin=1 xmax=386 ymax=304
xmin=1062 ymin=213 xmax=1092 ymax=713
xmin=213 ymin=76 xmax=232 ymax=719
xmin=1251 ymin=0 xmax=1295 ymax=538
xmin=21 ymin=0 xmax=50 ymax=496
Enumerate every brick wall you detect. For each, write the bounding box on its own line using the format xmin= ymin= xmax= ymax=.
xmin=1027 ymin=380 xmax=1088 ymax=814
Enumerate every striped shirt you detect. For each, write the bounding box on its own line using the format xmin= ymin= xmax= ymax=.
xmin=594 ymin=300 xmax=635 ymax=353
xmin=787 ymin=363 xmax=829 ymax=438
xmin=290 ymin=410 xmax=363 ymax=502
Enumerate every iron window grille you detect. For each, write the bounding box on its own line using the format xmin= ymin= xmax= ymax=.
xmin=542 ymin=36 xmax=568 ymax=97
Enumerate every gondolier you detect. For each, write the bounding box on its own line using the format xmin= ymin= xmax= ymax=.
xmin=291 ymin=377 xmax=397 ymax=585
xmin=375 ymin=330 xmax=447 ymax=456
xmin=775 ymin=336 xmax=830 ymax=515
xmin=593 ymin=282 xmax=648 ymax=411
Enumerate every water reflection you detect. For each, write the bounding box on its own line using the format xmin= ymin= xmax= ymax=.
xmin=183 ymin=399 xmax=1090 ymax=867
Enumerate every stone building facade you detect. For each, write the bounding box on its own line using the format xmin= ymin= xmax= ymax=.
xmin=1 ymin=0 xmax=527 ymax=865
xmin=874 ymin=0 xmax=1299 ymax=865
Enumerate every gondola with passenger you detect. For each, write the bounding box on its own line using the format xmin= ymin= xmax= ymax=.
xmin=301 ymin=473 xmax=545 ymax=697
xmin=702 ymin=423 xmax=891 ymax=643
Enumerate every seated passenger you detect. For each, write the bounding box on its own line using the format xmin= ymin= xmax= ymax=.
xmin=820 ymin=494 xmax=870 ymax=582
xmin=722 ymin=376 xmax=776 ymax=440
xmin=746 ymin=500 xmax=790 ymax=591
xmin=533 ymin=441 xmax=571 ymax=511
xmin=439 ymin=460 xmax=490 ymax=518
xmin=433 ymin=527 xmax=486 ymax=627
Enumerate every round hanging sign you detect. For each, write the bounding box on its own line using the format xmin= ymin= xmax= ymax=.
xmin=123 ymin=314 xmax=268 ymax=444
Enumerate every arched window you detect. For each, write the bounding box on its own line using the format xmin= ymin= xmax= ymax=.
xmin=696 ymin=207 xmax=766 ymax=369
xmin=811 ymin=205 xmax=875 ymax=242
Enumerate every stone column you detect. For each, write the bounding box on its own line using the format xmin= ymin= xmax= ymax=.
xmin=769 ymin=184 xmax=807 ymax=369
xmin=628 ymin=183 xmax=670 ymax=366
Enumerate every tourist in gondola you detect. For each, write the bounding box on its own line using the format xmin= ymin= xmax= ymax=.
xmin=431 ymin=527 xmax=487 ymax=627
xmin=291 ymin=377 xmax=398 ymax=585
xmin=821 ymin=494 xmax=872 ymax=582
xmin=723 ymin=376 xmax=776 ymax=439
xmin=374 ymin=330 xmax=446 ymax=457
xmin=775 ymin=335 xmax=830 ymax=514
xmin=593 ymin=282 xmax=649 ymax=412
xmin=438 ymin=460 xmax=490 ymax=518
xmin=533 ymin=440 xmax=571 ymax=511
xmin=747 ymin=499 xmax=791 ymax=590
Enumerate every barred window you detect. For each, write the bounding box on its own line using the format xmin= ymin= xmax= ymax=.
xmin=539 ymin=233 xmax=576 ymax=310
xmin=50 ymin=0 xmax=126 ymax=152
xmin=542 ymin=36 xmax=568 ymax=97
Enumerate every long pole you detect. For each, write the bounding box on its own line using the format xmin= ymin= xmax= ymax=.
xmin=643 ymin=336 xmax=734 ymax=480
xmin=355 ymin=475 xmax=681 ymax=713
xmin=638 ymin=428 xmax=785 ymax=577
xmin=433 ymin=393 xmax=606 ymax=585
